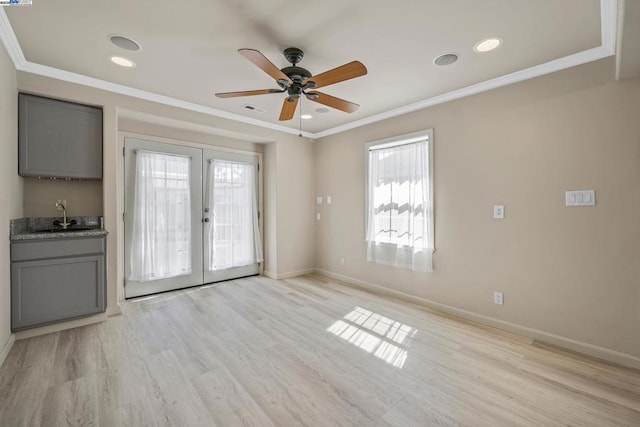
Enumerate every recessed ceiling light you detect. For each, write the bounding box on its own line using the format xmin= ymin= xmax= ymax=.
xmin=110 ymin=56 xmax=136 ymax=68
xmin=434 ymin=53 xmax=459 ymax=66
xmin=315 ymin=107 xmax=330 ymax=114
xmin=301 ymin=114 xmax=312 ymax=120
xmin=109 ymin=35 xmax=141 ymax=51
xmin=474 ymin=37 xmax=503 ymax=53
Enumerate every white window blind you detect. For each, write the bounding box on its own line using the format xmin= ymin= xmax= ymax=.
xmin=365 ymin=132 xmax=434 ymax=272
xmin=129 ymin=151 xmax=192 ymax=281
xmin=206 ymin=160 xmax=263 ymax=271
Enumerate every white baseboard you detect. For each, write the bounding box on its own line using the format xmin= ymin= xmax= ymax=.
xmin=314 ymin=268 xmax=640 ymax=371
xmin=263 ymin=268 xmax=315 ymax=280
xmin=14 ymin=312 xmax=108 ymax=340
xmin=0 ymin=333 xmax=15 ymax=368
xmin=106 ymin=304 xmax=123 ymax=317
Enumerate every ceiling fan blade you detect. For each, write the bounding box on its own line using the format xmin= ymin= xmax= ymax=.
xmin=238 ymin=49 xmax=292 ymax=85
xmin=307 ymin=61 xmax=367 ymax=89
xmin=305 ymin=91 xmax=359 ymax=113
xmin=279 ymin=97 xmax=299 ymax=121
xmin=215 ymin=89 xmax=283 ymax=98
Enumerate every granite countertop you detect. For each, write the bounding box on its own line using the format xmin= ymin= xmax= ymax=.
xmin=10 ymin=216 xmax=108 ymax=241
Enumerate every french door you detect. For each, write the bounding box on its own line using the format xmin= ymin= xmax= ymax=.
xmin=124 ymin=138 xmax=261 ymax=298
xmin=202 ymin=149 xmax=261 ymax=283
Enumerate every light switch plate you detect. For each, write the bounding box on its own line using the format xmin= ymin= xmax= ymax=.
xmin=326 ymin=196 xmax=332 ymax=205
xmin=565 ymin=190 xmax=595 ymax=206
xmin=493 ymin=205 xmax=505 ymax=219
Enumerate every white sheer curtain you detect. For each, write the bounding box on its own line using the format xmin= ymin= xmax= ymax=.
xmin=129 ymin=151 xmax=192 ymax=282
xmin=207 ymin=160 xmax=263 ymax=271
xmin=366 ymin=139 xmax=434 ymax=272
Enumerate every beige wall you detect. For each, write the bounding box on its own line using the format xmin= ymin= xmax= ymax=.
xmin=18 ymin=72 xmax=316 ymax=312
xmin=275 ymin=138 xmax=315 ymax=275
xmin=263 ymin=142 xmax=278 ymax=275
xmin=23 ymin=179 xmax=103 ymax=217
xmin=0 ymin=43 xmax=23 ymax=358
xmin=314 ymin=58 xmax=640 ymax=360
xmin=261 ymin=137 xmax=315 ymax=277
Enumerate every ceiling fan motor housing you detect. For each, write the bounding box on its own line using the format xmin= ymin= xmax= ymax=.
xmin=281 ymin=66 xmax=312 ymax=83
xmin=280 ymin=47 xmax=315 ymax=97
xmin=281 ymin=66 xmax=313 ymax=97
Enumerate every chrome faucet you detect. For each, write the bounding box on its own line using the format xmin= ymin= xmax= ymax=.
xmin=55 ymin=201 xmax=73 ymax=229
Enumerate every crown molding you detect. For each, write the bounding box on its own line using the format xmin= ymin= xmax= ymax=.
xmin=0 ymin=8 xmax=24 ymax=67
xmin=315 ymin=0 xmax=618 ymax=139
xmin=0 ymin=0 xmax=617 ymax=140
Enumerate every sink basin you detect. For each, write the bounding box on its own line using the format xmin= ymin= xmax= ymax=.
xmin=33 ymin=227 xmax=94 ymax=233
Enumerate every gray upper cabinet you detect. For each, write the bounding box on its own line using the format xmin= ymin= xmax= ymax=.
xmin=19 ymin=93 xmax=103 ymax=179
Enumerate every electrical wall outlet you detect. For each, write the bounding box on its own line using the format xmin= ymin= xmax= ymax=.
xmin=493 ymin=291 xmax=504 ymax=305
xmin=316 ymin=213 xmax=321 ymax=221
xmin=56 ymin=200 xmax=66 ymax=210
xmin=493 ymin=205 xmax=505 ymax=219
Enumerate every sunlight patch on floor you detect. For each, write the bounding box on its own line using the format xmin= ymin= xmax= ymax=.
xmin=327 ymin=306 xmax=417 ymax=368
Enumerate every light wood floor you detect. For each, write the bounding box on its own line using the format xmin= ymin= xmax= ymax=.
xmin=1 ymin=274 xmax=639 ymax=426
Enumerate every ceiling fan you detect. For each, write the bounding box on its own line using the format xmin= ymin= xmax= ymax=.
xmin=215 ymin=47 xmax=367 ymax=121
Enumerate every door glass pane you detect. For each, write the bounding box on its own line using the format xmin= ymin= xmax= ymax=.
xmin=206 ymin=160 xmax=262 ymax=271
xmin=129 ymin=151 xmax=192 ymax=281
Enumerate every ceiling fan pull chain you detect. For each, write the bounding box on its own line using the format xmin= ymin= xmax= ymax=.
xmin=299 ymin=96 xmax=303 ymax=137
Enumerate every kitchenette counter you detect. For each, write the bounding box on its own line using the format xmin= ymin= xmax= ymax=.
xmin=10 ymin=216 xmax=108 ymax=241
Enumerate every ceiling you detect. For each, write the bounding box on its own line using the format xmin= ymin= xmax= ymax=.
xmin=1 ymin=0 xmax=615 ymax=137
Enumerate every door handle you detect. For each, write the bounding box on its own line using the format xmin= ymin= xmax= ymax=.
xmin=203 ymin=218 xmax=210 ymax=223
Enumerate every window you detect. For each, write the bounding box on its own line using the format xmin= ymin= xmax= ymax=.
xmin=365 ymin=130 xmax=434 ymax=272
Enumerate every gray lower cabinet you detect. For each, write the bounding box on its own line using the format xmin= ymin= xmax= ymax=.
xmin=11 ymin=236 xmax=106 ymax=331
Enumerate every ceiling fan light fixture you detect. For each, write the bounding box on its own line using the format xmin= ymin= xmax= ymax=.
xmin=110 ymin=56 xmax=136 ymax=68
xmin=301 ymin=114 xmax=312 ymax=120
xmin=434 ymin=53 xmax=459 ymax=66
xmin=474 ymin=37 xmax=503 ymax=53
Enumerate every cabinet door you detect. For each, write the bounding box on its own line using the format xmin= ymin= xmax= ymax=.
xmin=19 ymin=93 xmax=103 ymax=179
xmin=11 ymin=255 xmax=106 ymax=331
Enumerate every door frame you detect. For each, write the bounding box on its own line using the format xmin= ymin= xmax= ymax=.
xmin=118 ymin=131 xmax=264 ymax=300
